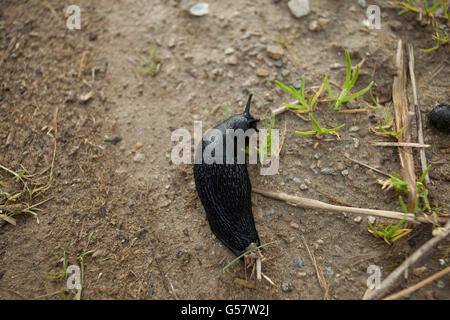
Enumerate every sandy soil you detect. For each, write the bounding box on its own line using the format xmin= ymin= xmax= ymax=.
xmin=0 ymin=0 xmax=449 ymax=300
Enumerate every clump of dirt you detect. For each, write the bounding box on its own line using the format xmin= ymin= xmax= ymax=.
xmin=0 ymin=0 xmax=448 ymax=300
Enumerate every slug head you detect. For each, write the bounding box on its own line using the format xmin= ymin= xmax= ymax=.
xmin=218 ymin=94 xmax=259 ymax=132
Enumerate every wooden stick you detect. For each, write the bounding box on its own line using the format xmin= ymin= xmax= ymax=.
xmin=369 ymin=141 xmax=430 ymax=148
xmin=252 ymin=188 xmax=447 ymax=225
xmin=0 ymin=214 xmax=16 ymax=226
xmin=407 ymin=43 xmax=430 ymax=185
xmin=301 ymin=235 xmax=328 ymax=299
xmin=364 ymin=219 xmax=450 ymax=300
xmin=383 ymin=266 xmax=450 ymax=300
xmin=0 ymin=37 xmax=16 ymax=68
xmin=344 ymin=155 xmax=390 ymax=177
xmin=392 ymin=40 xmax=418 ymax=212
xmin=256 ymin=257 xmax=262 ymax=281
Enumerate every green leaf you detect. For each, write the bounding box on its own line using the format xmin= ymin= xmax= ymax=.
xmin=340 ymin=81 xmax=374 ymax=102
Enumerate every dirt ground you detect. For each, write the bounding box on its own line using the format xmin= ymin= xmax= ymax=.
xmin=0 ymin=0 xmax=449 ymax=300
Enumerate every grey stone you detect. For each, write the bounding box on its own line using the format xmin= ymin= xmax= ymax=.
xmin=288 ymin=0 xmax=310 ymax=18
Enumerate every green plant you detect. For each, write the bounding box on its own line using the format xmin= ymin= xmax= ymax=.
xmin=368 ymin=217 xmax=412 ymax=245
xmin=376 ymin=106 xmax=407 ymax=138
xmin=382 ymin=173 xmax=408 ymax=192
xmin=326 ymin=51 xmax=374 ymax=110
xmin=383 ymin=166 xmax=439 ymax=215
xmin=368 ymin=88 xmax=383 ymax=109
xmin=39 ymin=250 xmax=71 ymax=299
xmin=138 ymin=43 xmax=161 ymax=75
xmin=295 ymin=113 xmax=345 ymax=136
xmin=395 ymin=0 xmax=421 ymax=14
xmin=223 ymin=241 xmax=278 ymax=272
xmin=422 ymin=21 xmax=449 ymax=52
xmin=75 ymin=232 xmax=94 ymax=300
xmin=444 ymin=0 xmax=450 ymax=19
xmin=275 ymin=76 xmax=324 ymax=111
xmin=223 ymin=104 xmax=230 ymax=119
xmin=424 ymin=0 xmax=443 ymax=15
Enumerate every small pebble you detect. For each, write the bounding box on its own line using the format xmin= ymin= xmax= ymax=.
xmin=134 ymin=142 xmax=143 ymax=150
xmin=341 ymin=169 xmax=349 ymax=176
xmin=320 ymin=168 xmax=335 ymax=175
xmin=290 ymin=222 xmax=300 ymax=229
xmin=288 ymin=0 xmax=310 ymax=18
xmin=300 ymin=183 xmax=308 ymax=191
xmin=256 ymin=68 xmax=269 ymax=77
xmin=104 ymin=135 xmax=122 ymax=145
xmin=133 ymin=153 xmax=145 ymax=163
xmin=189 ymin=3 xmax=209 ymax=16
xmin=136 ymin=228 xmax=148 ymax=239
xmin=266 ymin=45 xmax=285 ymax=60
xmin=265 ymin=208 xmax=275 ymax=218
xmin=224 ymin=47 xmax=235 ymax=55
xmin=274 ymin=60 xmax=283 ymax=68
xmin=354 ymin=216 xmax=362 ymax=223
xmin=294 ymin=256 xmax=304 ymax=268
xmin=282 ymin=281 xmax=294 ymax=292
xmin=281 ymin=69 xmax=290 ymax=77
xmin=89 ymin=32 xmax=97 ymax=41
xmin=226 ymin=55 xmax=238 ymax=65
xmin=293 ymin=80 xmax=302 ymax=89
xmin=309 ymin=20 xmax=320 ymax=32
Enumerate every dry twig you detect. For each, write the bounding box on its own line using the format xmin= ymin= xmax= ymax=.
xmin=392 ymin=40 xmax=417 ymax=211
xmin=252 ymin=188 xmax=447 ymax=224
xmin=407 ymin=43 xmax=430 ymax=185
xmin=364 ymin=219 xmax=450 ymax=300
xmin=383 ymin=266 xmax=450 ymax=300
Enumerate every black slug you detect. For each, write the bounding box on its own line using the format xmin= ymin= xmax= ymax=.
xmin=193 ymin=94 xmax=261 ymax=256
xmin=429 ymin=103 xmax=450 ymax=132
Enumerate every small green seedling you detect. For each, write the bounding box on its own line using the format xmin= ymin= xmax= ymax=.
xmin=223 ymin=104 xmax=230 ymax=119
xmin=75 ymin=232 xmax=94 ymax=300
xmin=223 ymin=241 xmax=278 ymax=272
xmin=295 ymin=113 xmax=345 ymax=136
xmin=376 ymin=106 xmax=407 ymax=138
xmin=368 ymin=88 xmax=383 ymax=109
xmin=40 ymin=250 xmax=71 ymax=300
xmin=258 ymin=112 xmax=276 ymax=158
xmin=368 ymin=217 xmax=412 ymax=245
xmin=276 ymin=75 xmax=326 ymax=112
xmin=424 ymin=0 xmax=443 ymax=15
xmin=382 ymin=173 xmax=408 ymax=193
xmin=444 ymin=0 xmax=450 ymax=19
xmin=326 ymin=51 xmax=374 ymax=110
xmin=395 ymin=0 xmax=420 ymax=14
xmin=138 ymin=43 xmax=161 ymax=75
xmin=422 ymin=21 xmax=449 ymax=52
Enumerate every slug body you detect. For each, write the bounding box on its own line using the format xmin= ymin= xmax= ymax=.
xmin=429 ymin=103 xmax=450 ymax=132
xmin=193 ymin=94 xmax=260 ymax=256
